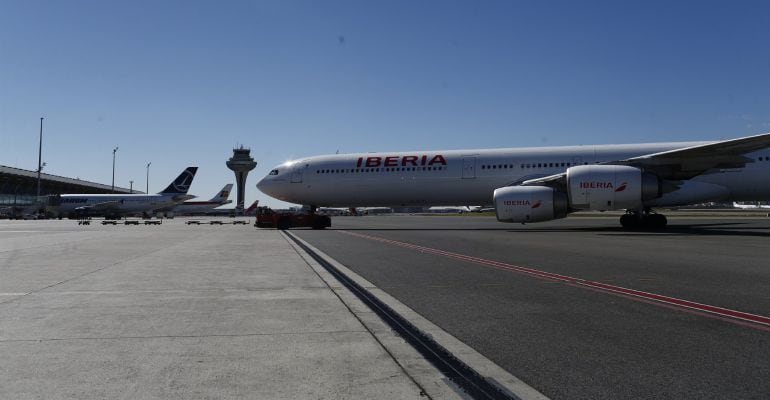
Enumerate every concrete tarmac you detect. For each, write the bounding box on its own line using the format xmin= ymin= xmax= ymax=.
xmin=293 ymin=214 xmax=770 ymax=400
xmin=0 ymin=219 xmax=476 ymax=399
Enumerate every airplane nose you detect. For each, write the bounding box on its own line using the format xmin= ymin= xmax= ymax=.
xmin=256 ymin=177 xmax=267 ymax=193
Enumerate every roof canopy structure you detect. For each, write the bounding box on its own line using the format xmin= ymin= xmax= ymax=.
xmin=1 ymin=165 xmax=136 ymax=205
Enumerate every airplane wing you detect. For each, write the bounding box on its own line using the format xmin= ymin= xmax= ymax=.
xmin=521 ymin=132 xmax=770 ymax=188
xmin=171 ymin=194 xmax=196 ymax=203
xmin=75 ymin=200 xmax=124 ymax=212
xmin=616 ymin=132 xmax=770 ymax=179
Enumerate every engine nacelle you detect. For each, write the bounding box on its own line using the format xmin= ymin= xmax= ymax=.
xmin=567 ymin=165 xmax=659 ymax=211
xmin=494 ymin=186 xmax=569 ymax=223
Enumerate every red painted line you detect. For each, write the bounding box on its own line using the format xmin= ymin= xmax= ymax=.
xmin=339 ymin=230 xmax=770 ymax=329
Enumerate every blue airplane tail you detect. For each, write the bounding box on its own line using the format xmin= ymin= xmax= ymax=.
xmin=160 ymin=167 xmax=198 ymax=194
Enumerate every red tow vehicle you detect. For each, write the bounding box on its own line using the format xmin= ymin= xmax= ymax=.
xmin=254 ymin=207 xmax=331 ymax=230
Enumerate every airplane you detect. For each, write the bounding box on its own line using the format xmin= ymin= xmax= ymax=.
xmin=426 ymin=205 xmax=495 ymax=213
xmin=243 ymin=200 xmax=260 ymax=216
xmin=428 ymin=206 xmax=476 ymax=214
xmin=256 ymin=132 xmax=770 ymax=228
xmin=162 ymin=183 xmax=233 ymax=216
xmin=733 ymin=202 xmax=770 ymax=209
xmin=317 ymin=207 xmax=354 ymax=216
xmin=53 ymin=167 xmax=198 ymax=219
xmin=195 ymin=199 xmax=260 ymax=217
xmin=315 ymin=206 xmax=389 ymax=216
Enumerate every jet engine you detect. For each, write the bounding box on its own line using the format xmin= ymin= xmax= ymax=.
xmin=494 ymin=186 xmax=569 ymax=223
xmin=566 ymin=165 xmax=660 ymax=211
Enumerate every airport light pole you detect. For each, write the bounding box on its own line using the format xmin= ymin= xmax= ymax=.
xmin=146 ymin=162 xmax=151 ymax=193
xmin=111 ymin=146 xmax=119 ymax=193
xmin=36 ymin=117 xmax=44 ymax=199
xmin=129 ymin=180 xmax=133 ymax=194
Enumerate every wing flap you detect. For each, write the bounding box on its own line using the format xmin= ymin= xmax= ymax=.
xmin=515 ymin=132 xmax=770 ymax=186
xmin=627 ymin=132 xmax=770 ymax=161
xmin=619 ymin=132 xmax=770 ymax=179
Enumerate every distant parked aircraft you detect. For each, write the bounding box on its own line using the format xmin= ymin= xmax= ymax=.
xmin=164 ymin=184 xmax=233 ymax=216
xmin=733 ymin=202 xmax=770 ymax=209
xmin=53 ymin=167 xmax=198 ymax=219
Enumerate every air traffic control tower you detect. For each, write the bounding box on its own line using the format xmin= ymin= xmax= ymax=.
xmin=226 ymin=146 xmax=257 ymax=215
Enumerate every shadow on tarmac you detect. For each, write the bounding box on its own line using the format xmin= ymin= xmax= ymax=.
xmin=330 ymin=222 xmax=770 ymax=237
xmin=592 ymin=223 xmax=770 ymax=238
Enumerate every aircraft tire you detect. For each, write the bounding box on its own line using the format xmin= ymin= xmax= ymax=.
xmin=312 ymin=216 xmax=331 ymax=230
xmin=646 ymin=214 xmax=668 ymax=229
xmin=277 ymin=218 xmax=291 ymax=230
xmin=619 ymin=214 xmax=639 ymax=229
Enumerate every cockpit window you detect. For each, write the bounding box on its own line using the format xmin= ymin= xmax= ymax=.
xmin=269 ymin=169 xmax=279 ymax=175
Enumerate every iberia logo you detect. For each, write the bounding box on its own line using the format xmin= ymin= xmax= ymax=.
xmin=614 ymin=182 xmax=628 ymax=192
xmin=531 ymin=200 xmax=542 ymax=209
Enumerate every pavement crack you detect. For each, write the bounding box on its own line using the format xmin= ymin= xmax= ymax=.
xmin=0 ymin=233 xmax=211 ymax=307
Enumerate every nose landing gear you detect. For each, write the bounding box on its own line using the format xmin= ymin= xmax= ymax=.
xmin=619 ymin=209 xmax=668 ymax=229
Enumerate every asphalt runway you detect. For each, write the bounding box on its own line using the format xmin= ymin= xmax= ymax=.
xmin=293 ymin=215 xmax=770 ymax=400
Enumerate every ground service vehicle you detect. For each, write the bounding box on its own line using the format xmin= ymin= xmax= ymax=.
xmin=254 ymin=206 xmax=331 ymax=230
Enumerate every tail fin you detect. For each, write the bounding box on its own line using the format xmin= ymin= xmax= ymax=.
xmin=160 ymin=167 xmax=198 ymax=194
xmin=244 ymin=200 xmax=260 ymax=215
xmin=209 ymin=184 xmax=233 ymax=202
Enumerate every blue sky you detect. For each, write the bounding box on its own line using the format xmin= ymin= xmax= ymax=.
xmin=2 ymin=1 xmax=769 ymax=208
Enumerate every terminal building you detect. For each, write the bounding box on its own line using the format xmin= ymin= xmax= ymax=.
xmin=0 ymin=165 xmax=134 ymax=217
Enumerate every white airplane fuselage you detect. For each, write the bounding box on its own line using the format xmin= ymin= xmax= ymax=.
xmin=172 ymin=200 xmax=233 ymax=214
xmin=257 ymin=142 xmax=770 ymax=208
xmin=57 ymin=194 xmax=182 ymax=215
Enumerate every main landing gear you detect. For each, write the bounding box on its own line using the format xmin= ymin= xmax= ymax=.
xmin=619 ymin=209 xmax=668 ymax=229
xmin=306 ymin=205 xmax=331 ymax=230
